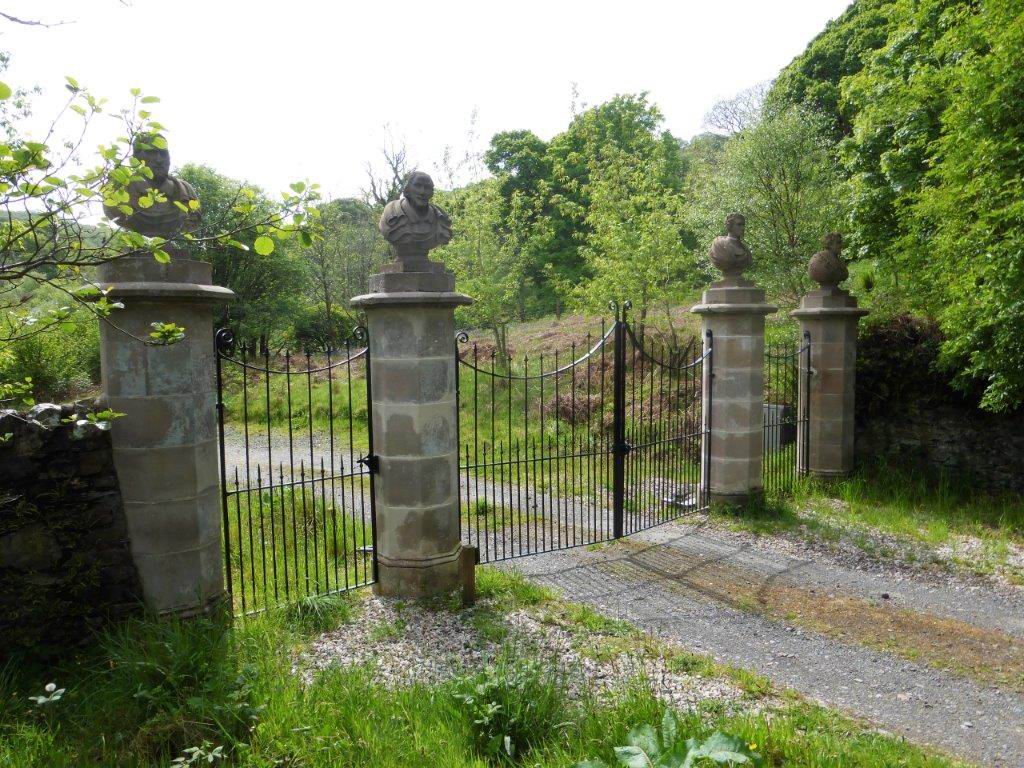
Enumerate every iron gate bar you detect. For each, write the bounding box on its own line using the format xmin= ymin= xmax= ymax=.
xmin=622 ymin=320 xmax=712 ymax=535
xmin=456 ymin=303 xmax=710 ymax=565
xmin=762 ymin=330 xmax=812 ymax=494
xmin=215 ymin=329 xmax=376 ymax=616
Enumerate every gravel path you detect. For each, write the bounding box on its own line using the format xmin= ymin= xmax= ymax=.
xmin=301 ymin=595 xmax=753 ymax=714
xmin=507 ymin=523 xmax=1024 ymax=767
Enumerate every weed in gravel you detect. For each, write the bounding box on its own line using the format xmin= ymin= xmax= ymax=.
xmin=561 ymin=603 xmax=634 ymax=636
xmin=452 ymin=647 xmax=570 ymax=763
xmin=367 ymin=618 xmax=406 ymax=643
xmin=663 ymin=650 xmax=718 ymax=679
xmin=476 ymin=567 xmax=556 ymax=610
xmin=280 ymin=593 xmax=358 ymax=633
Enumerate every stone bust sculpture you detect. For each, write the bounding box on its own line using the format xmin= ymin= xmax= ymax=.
xmin=104 ymin=134 xmax=200 ymax=239
xmin=808 ymin=232 xmax=849 ymax=290
xmin=708 ymin=213 xmax=753 ymax=281
xmin=379 ymin=171 xmax=452 ymax=268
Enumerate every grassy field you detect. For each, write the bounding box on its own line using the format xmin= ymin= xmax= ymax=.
xmin=0 ymin=569 xmax=970 ymax=768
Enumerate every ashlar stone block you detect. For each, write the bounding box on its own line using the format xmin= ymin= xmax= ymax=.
xmin=692 ymin=281 xmax=776 ymax=506
xmin=352 ymin=287 xmax=472 ymax=598
xmin=99 ymin=255 xmax=233 ymax=616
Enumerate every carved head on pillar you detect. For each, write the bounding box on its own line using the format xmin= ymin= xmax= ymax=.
xmin=103 ymin=133 xmax=201 ymax=239
xmin=378 ymin=171 xmax=453 ymax=271
xmin=808 ymin=232 xmax=849 ymax=291
xmin=708 ymin=212 xmax=753 ymax=283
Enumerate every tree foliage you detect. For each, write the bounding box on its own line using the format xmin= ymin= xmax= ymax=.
xmin=483 ymin=94 xmax=686 ymax=319
xmin=688 ymin=105 xmax=843 ymax=305
xmin=771 ymin=0 xmax=1024 ymax=410
xmin=437 ymin=179 xmax=526 ymax=366
xmin=178 ymin=165 xmax=308 ymax=345
xmin=575 ymin=144 xmax=693 ymax=332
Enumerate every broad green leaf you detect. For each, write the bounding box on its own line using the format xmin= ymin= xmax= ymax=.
xmin=685 ymin=732 xmax=761 ymax=766
xmin=152 ymin=249 xmax=170 ymax=264
xmin=661 ymin=709 xmax=678 ymax=748
xmin=626 ymin=725 xmax=660 ymax=756
xmin=254 ymin=235 xmax=275 ymax=255
xmin=612 ymin=745 xmax=651 ymax=768
xmin=0 ymin=81 xmax=12 ymax=100
xmin=140 ymin=95 xmax=160 ymax=104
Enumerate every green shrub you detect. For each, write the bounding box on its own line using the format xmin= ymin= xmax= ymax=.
xmin=0 ymin=321 xmax=100 ymax=401
xmin=453 ymin=649 xmax=568 ymax=763
xmin=81 ymin=615 xmax=257 ymax=762
xmin=855 ymin=314 xmax=975 ymax=419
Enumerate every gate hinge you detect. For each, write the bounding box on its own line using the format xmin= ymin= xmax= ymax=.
xmin=357 ymin=454 xmax=380 ymax=474
xmin=613 ymin=441 xmax=633 ymax=456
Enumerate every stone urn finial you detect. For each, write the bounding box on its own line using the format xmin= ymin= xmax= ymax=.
xmin=708 ymin=213 xmax=753 ymax=282
xmin=378 ymin=171 xmax=452 ymax=271
xmin=808 ymin=232 xmax=849 ymax=291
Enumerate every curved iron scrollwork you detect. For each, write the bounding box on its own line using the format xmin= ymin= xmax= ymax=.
xmin=351 ymin=325 xmax=368 ymax=344
xmin=215 ymin=328 xmax=235 ymax=353
xmin=607 ymin=298 xmax=633 ymax=320
xmin=455 ymin=330 xmax=470 ymax=344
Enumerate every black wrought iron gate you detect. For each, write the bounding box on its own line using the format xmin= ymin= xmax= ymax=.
xmin=213 ymin=311 xmax=809 ymax=609
xmin=456 ymin=303 xmax=711 ymax=564
xmin=215 ymin=329 xmax=377 ymax=616
xmin=763 ymin=331 xmax=811 ymax=494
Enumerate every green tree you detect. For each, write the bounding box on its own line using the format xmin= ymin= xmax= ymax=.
xmin=179 ymin=165 xmax=309 ymax=346
xmin=299 ymin=197 xmax=386 ymax=341
xmin=437 ymin=179 xmax=526 ymax=367
xmin=483 ymin=94 xmax=686 ymax=320
xmin=689 ymin=105 xmax=843 ymax=305
xmin=913 ymin=0 xmax=1024 ymax=411
xmin=575 ymin=145 xmax=693 ymax=340
xmin=766 ymin=0 xmax=897 ymax=138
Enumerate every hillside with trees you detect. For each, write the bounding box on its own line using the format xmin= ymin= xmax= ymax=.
xmin=767 ymin=0 xmax=1024 ymax=412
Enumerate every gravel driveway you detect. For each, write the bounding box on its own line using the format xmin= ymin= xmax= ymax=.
xmin=507 ymin=522 xmax=1024 ymax=767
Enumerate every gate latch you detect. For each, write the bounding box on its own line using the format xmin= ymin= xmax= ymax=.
xmin=357 ymin=454 xmax=380 ymax=474
xmin=613 ymin=441 xmax=633 ymax=456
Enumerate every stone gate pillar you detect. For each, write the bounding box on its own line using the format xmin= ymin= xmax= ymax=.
xmin=791 ymin=234 xmax=869 ymax=478
xmin=351 ymin=171 xmax=472 ymax=598
xmin=692 ymin=214 xmax=777 ymax=506
xmin=98 ymin=255 xmax=234 ymax=616
xmin=351 ymin=271 xmax=471 ymax=597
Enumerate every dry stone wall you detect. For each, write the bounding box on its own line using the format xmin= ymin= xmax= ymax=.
xmin=857 ymin=406 xmax=1024 ymax=495
xmin=0 ymin=403 xmax=142 ymax=655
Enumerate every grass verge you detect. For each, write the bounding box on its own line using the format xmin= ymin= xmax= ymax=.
xmin=708 ymin=461 xmax=1024 ymax=584
xmin=0 ymin=569 xmax=971 ymax=767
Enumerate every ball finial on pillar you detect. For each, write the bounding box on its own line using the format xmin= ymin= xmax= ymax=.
xmin=791 ymin=232 xmax=869 ymax=478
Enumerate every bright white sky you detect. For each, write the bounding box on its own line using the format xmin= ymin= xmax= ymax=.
xmin=3 ymin=0 xmax=850 ymax=199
